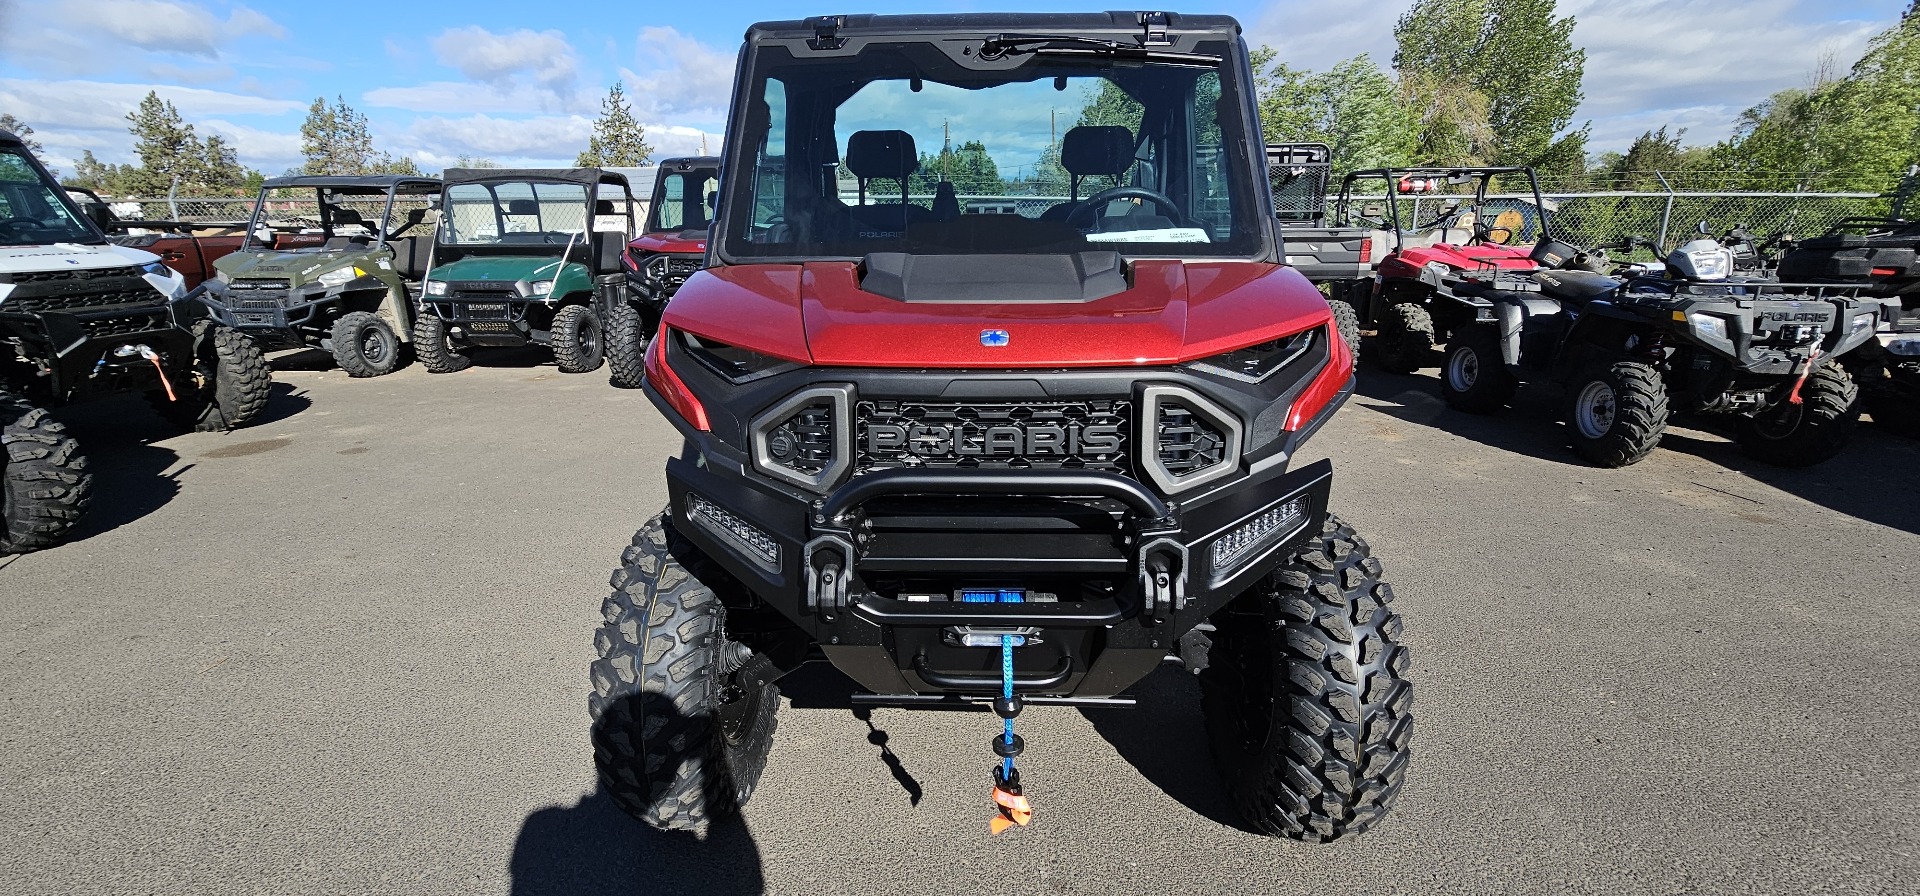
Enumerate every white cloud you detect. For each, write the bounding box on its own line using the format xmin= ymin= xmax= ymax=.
xmin=363 ymin=80 xmax=593 ymax=116
xmin=1247 ymin=0 xmax=1408 ymax=73
xmin=0 ymin=1 xmax=286 ymax=66
xmin=0 ymin=79 xmax=303 ymax=170
xmin=430 ymin=26 xmax=578 ymax=92
xmin=622 ymin=26 xmax=737 ymax=126
xmin=397 ymin=114 xmax=595 ymax=164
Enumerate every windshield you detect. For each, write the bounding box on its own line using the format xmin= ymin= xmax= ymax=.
xmin=241 ymin=186 xmax=431 ymax=251
xmin=647 ymin=169 xmax=718 ymax=234
xmin=0 ymin=147 xmax=100 ymax=245
xmin=442 ymin=181 xmax=593 ymax=246
xmin=721 ymin=37 xmax=1263 ymax=260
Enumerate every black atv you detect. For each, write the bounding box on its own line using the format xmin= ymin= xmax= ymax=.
xmin=610 ymin=157 xmax=717 ymax=388
xmin=2 ymin=129 xmax=273 ymax=552
xmin=1440 ymin=229 xmax=1884 ymax=467
xmin=1777 ymin=218 xmax=1920 ymax=435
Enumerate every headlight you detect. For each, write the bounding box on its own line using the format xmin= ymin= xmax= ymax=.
xmin=140 ymin=260 xmax=172 ymax=278
xmin=424 ymin=280 xmax=448 ymax=297
xmin=1186 ymin=328 xmax=1317 ymax=383
xmin=317 ymin=267 xmax=357 ymax=288
xmin=683 ymin=332 xmax=800 ymax=383
xmin=749 ymin=385 xmax=851 ymax=492
xmin=1851 ymin=312 xmax=1878 ymax=337
xmin=529 ymin=279 xmax=554 ymax=297
xmin=214 ymin=270 xmax=231 ymax=284
xmin=1688 ymin=312 xmax=1728 ymax=342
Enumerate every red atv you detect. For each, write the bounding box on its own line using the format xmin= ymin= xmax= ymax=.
xmin=588 ymin=12 xmax=1412 ymax=842
xmin=609 ymin=156 xmax=718 ymax=388
xmin=1334 ymin=166 xmax=1583 ymax=372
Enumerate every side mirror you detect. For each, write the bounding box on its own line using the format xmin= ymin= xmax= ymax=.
xmin=84 ymin=204 xmax=115 ymax=230
xmin=1696 ymin=219 xmax=1710 ymax=234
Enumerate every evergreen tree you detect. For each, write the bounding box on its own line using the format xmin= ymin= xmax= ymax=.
xmin=576 ymin=84 xmax=652 ymax=168
xmin=0 ymin=113 xmax=55 ymax=178
xmin=125 ymin=92 xmax=201 ymax=194
xmin=300 ymin=95 xmax=379 ymax=176
xmin=1256 ymin=54 xmax=1418 ymax=171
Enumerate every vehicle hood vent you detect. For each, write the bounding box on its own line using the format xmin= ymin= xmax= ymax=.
xmin=858 ymin=251 xmax=1128 ymax=303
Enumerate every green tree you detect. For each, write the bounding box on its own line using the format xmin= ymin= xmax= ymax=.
xmin=0 ymin=113 xmax=56 ymax=178
xmin=299 ymin=95 xmax=377 ymax=176
xmin=124 ymin=92 xmax=201 ymax=194
xmin=1392 ymin=0 xmax=1588 ymax=175
xmin=1256 ymin=53 xmax=1417 ymax=170
xmin=576 ymin=84 xmax=652 ymax=168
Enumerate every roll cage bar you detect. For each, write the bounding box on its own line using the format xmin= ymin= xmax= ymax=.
xmin=1333 ymin=166 xmax=1552 ymax=250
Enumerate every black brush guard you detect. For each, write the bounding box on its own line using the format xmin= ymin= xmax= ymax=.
xmin=665 ymin=455 xmax=1334 ymax=700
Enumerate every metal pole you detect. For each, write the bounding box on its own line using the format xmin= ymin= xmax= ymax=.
xmin=1654 ymin=171 xmax=1674 ymax=252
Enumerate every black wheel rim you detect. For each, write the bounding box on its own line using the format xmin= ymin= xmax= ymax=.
xmin=579 ymin=315 xmax=601 ymax=357
xmin=361 ymin=324 xmax=391 ymax=364
xmin=1751 ymin=400 xmax=1806 ymax=440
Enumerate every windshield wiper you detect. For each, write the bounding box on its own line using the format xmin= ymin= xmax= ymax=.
xmin=978 ymin=34 xmax=1220 ymax=68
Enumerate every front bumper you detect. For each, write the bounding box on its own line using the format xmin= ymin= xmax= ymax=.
xmin=423 ymin=298 xmax=543 ymax=347
xmin=0 ymin=302 xmax=194 ymax=403
xmin=664 ymin=440 xmax=1333 ymax=700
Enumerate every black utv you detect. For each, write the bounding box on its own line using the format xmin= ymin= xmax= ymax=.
xmin=1440 ymin=229 xmax=1884 ymax=467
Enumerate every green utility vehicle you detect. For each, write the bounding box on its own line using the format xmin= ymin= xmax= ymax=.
xmin=201 ymin=176 xmax=440 ymax=377
xmin=414 ymin=168 xmax=636 ymax=374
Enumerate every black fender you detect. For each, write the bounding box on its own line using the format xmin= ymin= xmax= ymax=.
xmin=1486 ymin=289 xmax=1564 ymax=370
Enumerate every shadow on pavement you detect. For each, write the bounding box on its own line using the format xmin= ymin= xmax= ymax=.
xmin=252 ymin=381 xmax=312 ymax=427
xmin=1081 ymin=666 xmax=1248 ymax=832
xmin=48 ymin=396 xmax=186 ymax=544
xmin=1351 ymin=367 xmax=1593 ymax=468
xmin=778 ymin=663 xmax=928 ymax=806
xmin=509 ymin=788 xmax=765 ymax=896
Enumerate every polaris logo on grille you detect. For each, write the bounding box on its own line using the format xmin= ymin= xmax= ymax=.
xmin=1759 ymin=311 xmax=1827 ymax=322
xmin=866 ymin=423 xmax=1122 ymax=457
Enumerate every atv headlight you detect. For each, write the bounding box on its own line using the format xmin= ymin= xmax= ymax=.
xmin=139 ymin=259 xmax=172 ymax=278
xmin=1186 ymin=328 xmax=1316 ymax=383
xmin=214 ymin=269 xmax=231 ymax=284
xmin=1851 ymin=312 xmax=1877 ymax=338
xmin=529 ymin=279 xmax=554 ymax=297
xmin=683 ymin=332 xmax=801 ymax=383
xmin=1141 ymin=385 xmax=1243 ymax=495
xmin=317 ymin=267 xmax=357 ymax=288
xmin=424 ymin=280 xmax=448 ymax=297
xmin=1688 ymin=312 xmax=1728 ymax=342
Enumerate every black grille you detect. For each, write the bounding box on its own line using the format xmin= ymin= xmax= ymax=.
xmin=449 ymin=280 xmax=517 ymax=293
xmin=9 ymin=265 xmax=142 ymax=284
xmin=856 ymin=400 xmax=1132 ymax=475
xmin=234 ymin=297 xmax=285 ymax=311
xmin=84 ymin=311 xmax=170 ymax=338
xmin=1156 ymin=400 xmax=1228 ymax=476
xmin=6 ymin=286 xmax=162 ymax=313
xmin=459 ymin=302 xmax=511 ymax=320
xmin=766 ymin=399 xmax=836 ymax=477
xmin=644 ymin=254 xmax=702 ymax=290
xmin=229 ymin=278 xmax=292 ymax=291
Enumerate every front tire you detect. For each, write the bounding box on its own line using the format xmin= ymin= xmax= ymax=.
xmin=1200 ymin=513 xmax=1412 ymax=842
xmin=2 ymin=393 xmax=92 ymax=554
xmin=1737 ymin=363 xmax=1860 ymax=467
xmin=411 ymin=313 xmax=471 ymax=374
xmin=330 ymin=311 xmax=403 ymax=378
xmin=590 ymin=514 xmax=779 ymax=831
xmin=1326 ymin=296 xmax=1362 ymax=367
xmin=150 ymin=322 xmax=272 ymax=432
xmin=1372 ymin=302 xmax=1434 ymax=374
xmin=551 ymin=304 xmax=605 ymax=374
xmin=1440 ymin=326 xmax=1517 ymax=413
xmin=607 ymin=303 xmax=648 ymax=389
xmin=1565 ymin=360 xmax=1668 ymax=467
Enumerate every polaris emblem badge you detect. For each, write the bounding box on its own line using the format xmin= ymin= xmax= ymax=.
xmin=980 ymin=329 xmax=1010 ymax=347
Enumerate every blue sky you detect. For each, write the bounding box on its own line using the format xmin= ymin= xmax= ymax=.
xmin=0 ymin=0 xmax=1909 ymax=179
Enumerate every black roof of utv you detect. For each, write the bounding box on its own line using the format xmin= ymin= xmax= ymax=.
xmin=260 ymin=174 xmax=441 ymax=193
xmin=744 ymin=11 xmax=1241 ymax=38
xmin=0 ymin=129 xmax=22 ymax=146
xmin=442 ymin=167 xmax=632 ymax=191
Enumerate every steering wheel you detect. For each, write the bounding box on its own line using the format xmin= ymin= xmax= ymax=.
xmin=1472 ymin=221 xmax=1515 ymax=246
xmin=0 ymin=216 xmax=44 ymax=235
xmin=1063 ymin=186 xmax=1192 ymax=231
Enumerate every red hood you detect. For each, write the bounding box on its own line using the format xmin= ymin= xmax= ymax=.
xmin=660 ymin=259 xmax=1331 ymax=368
xmin=1398 ymin=242 xmax=1537 ymax=271
xmin=628 ymin=230 xmax=708 ymax=255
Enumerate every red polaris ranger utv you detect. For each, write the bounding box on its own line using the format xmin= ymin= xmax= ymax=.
xmin=590 ymin=12 xmax=1412 ymax=841
xmin=610 ymin=156 xmax=719 ymax=388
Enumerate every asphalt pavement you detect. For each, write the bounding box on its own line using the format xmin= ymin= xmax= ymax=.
xmin=2 ymin=347 xmax=1916 ymax=896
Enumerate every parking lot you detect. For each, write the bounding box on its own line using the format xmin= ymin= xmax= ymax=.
xmin=3 ymin=350 xmax=1917 ymax=896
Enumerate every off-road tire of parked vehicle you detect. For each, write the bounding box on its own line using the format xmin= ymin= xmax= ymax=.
xmin=606 ymin=303 xmax=648 ymax=390
xmin=1736 ymin=363 xmax=1860 ymax=467
xmin=1327 ymin=297 xmax=1362 ymax=367
xmin=411 ymin=315 xmax=472 ymax=374
xmin=1201 ymin=513 xmax=1412 ymax=842
xmin=590 ymin=514 xmax=779 ymax=831
xmin=1441 ymin=325 xmax=1518 ymax=413
xmin=149 ymin=322 xmax=272 ymax=433
xmin=1372 ymin=302 xmax=1435 ymax=374
xmin=1 ymin=394 xmax=92 ymax=555
xmin=330 ymin=311 xmax=404 ymax=378
xmin=1565 ymin=360 xmax=1669 ymax=467
xmin=550 ymin=305 xmax=606 ymax=374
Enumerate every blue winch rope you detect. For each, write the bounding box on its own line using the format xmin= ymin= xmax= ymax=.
xmin=1001 ymin=634 xmax=1015 ymax=777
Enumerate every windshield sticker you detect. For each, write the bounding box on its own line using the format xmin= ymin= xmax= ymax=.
xmin=1084 ymin=228 xmax=1212 ymax=244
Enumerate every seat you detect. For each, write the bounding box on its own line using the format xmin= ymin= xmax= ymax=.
xmin=1041 ymin=126 xmax=1136 ymax=223
xmin=389 ymin=236 xmax=431 ymax=279
xmin=845 ymin=129 xmax=933 ymax=236
xmin=1531 ymin=269 xmax=1618 ymax=307
xmin=932 ymin=181 xmax=960 ymax=220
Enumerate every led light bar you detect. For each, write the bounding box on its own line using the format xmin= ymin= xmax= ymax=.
xmin=1210 ymin=497 xmax=1306 ymax=575
xmin=686 ymin=493 xmax=781 ymax=570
